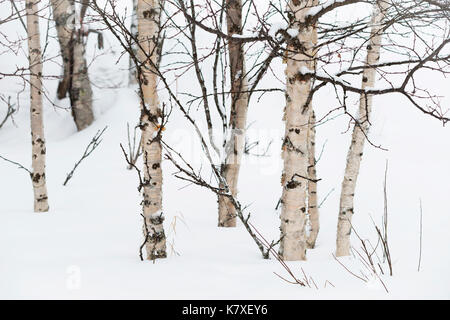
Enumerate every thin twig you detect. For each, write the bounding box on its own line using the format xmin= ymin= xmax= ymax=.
xmin=10 ymin=0 xmax=27 ymax=32
xmin=418 ymin=198 xmax=423 ymax=272
xmin=332 ymin=253 xmax=368 ymax=283
xmin=0 ymin=96 xmax=15 ymax=129
xmin=0 ymin=155 xmax=32 ymax=175
xmin=63 ymin=126 xmax=107 ymax=186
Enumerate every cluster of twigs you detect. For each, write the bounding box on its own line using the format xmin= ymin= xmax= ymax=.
xmin=248 ymin=221 xmax=306 ymax=286
xmin=332 ymin=235 xmax=389 ymax=294
xmin=349 ymin=226 xmax=390 ymax=293
xmin=332 ymin=163 xmax=394 ymax=293
xmin=249 ymin=221 xmax=336 ymax=289
xmin=244 ymin=139 xmax=272 ymax=157
xmin=377 ymin=161 xmax=393 ymax=275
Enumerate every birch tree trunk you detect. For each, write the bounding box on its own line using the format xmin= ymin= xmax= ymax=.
xmin=137 ymin=0 xmax=166 ymax=260
xmin=306 ymin=111 xmax=319 ymax=248
xmin=129 ymin=0 xmax=138 ymax=85
xmin=279 ymin=0 xmax=316 ymax=261
xmin=70 ymin=29 xmax=94 ymax=131
xmin=50 ymin=0 xmax=94 ymax=131
xmin=26 ymin=0 xmax=49 ymax=212
xmin=306 ymin=7 xmax=319 ymax=249
xmin=51 ymin=0 xmax=72 ymax=99
xmin=336 ymin=1 xmax=388 ymax=257
xmin=218 ymin=0 xmax=249 ymax=227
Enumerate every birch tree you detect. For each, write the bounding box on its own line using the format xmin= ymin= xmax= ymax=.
xmin=218 ymin=0 xmax=249 ymax=227
xmin=307 ymin=5 xmax=319 ymax=249
xmin=137 ymin=0 xmax=166 ymax=260
xmin=89 ymin=0 xmax=450 ymax=261
xmin=51 ymin=0 xmax=94 ymax=131
xmin=173 ymin=0 xmax=252 ymax=228
xmin=336 ymin=0 xmax=388 ymax=257
xmin=279 ymin=0 xmax=317 ymax=261
xmin=307 ymin=111 xmax=319 ymax=248
xmin=26 ymin=0 xmax=50 ymax=212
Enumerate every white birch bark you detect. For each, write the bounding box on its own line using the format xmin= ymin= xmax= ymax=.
xmin=50 ymin=0 xmax=94 ymax=131
xmin=129 ymin=0 xmax=138 ymax=85
xmin=306 ymin=111 xmax=319 ymax=248
xmin=279 ymin=0 xmax=316 ymax=261
xmin=26 ymin=0 xmax=49 ymax=212
xmin=218 ymin=0 xmax=249 ymax=227
xmin=336 ymin=1 xmax=388 ymax=257
xmin=306 ymin=7 xmax=319 ymax=249
xmin=137 ymin=0 xmax=166 ymax=260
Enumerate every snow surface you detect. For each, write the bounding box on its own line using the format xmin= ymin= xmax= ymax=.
xmin=0 ymin=0 xmax=449 ymax=300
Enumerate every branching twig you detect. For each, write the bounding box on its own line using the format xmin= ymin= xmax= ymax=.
xmin=332 ymin=253 xmax=368 ymax=283
xmin=63 ymin=126 xmax=107 ymax=186
xmin=126 ymin=122 xmax=142 ymax=170
xmin=0 ymin=96 xmax=16 ymax=129
xmin=244 ymin=139 xmax=272 ymax=157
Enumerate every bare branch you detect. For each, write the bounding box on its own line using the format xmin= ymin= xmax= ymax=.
xmin=63 ymin=126 xmax=107 ymax=186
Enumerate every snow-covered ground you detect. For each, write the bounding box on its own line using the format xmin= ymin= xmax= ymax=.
xmin=0 ymin=1 xmax=449 ymax=299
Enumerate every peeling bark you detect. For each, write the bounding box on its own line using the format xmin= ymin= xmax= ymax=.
xmin=26 ymin=0 xmax=49 ymax=212
xmin=336 ymin=1 xmax=388 ymax=257
xmin=50 ymin=0 xmax=94 ymax=131
xmin=137 ymin=0 xmax=166 ymax=260
xmin=218 ymin=0 xmax=249 ymax=227
xmin=279 ymin=0 xmax=317 ymax=261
